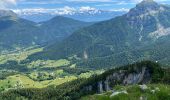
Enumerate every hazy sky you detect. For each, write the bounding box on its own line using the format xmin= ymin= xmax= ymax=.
xmin=1 ymin=0 xmax=170 ymax=12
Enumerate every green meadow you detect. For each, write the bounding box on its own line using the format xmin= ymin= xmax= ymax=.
xmin=81 ymin=84 xmax=170 ymax=100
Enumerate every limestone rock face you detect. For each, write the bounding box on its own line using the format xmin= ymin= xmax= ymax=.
xmin=98 ymin=81 xmax=103 ymax=93
xmin=84 ymin=65 xmax=152 ymax=93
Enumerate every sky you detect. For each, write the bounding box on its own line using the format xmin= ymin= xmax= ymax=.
xmin=0 ymin=0 xmax=170 ymax=13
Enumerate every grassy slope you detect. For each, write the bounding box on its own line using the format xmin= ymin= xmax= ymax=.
xmin=81 ymin=84 xmax=170 ymax=100
xmin=0 ymin=47 xmax=101 ymax=92
xmin=27 ymin=59 xmax=70 ymax=68
xmin=0 ymin=47 xmax=43 ymax=64
xmin=0 ymin=74 xmax=77 ymax=92
xmin=0 ymin=70 xmax=101 ymax=92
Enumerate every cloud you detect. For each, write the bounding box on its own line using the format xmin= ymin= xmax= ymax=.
xmin=9 ymin=0 xmax=169 ymax=7
xmin=18 ymin=0 xmax=62 ymax=5
xmin=110 ymin=8 xmax=129 ymax=12
xmin=130 ymin=0 xmax=168 ymax=3
xmin=13 ymin=6 xmax=128 ymax=16
xmin=66 ymin=0 xmax=169 ymax=3
xmin=13 ymin=7 xmax=77 ymax=16
xmin=0 ymin=0 xmax=17 ymax=8
xmin=67 ymin=0 xmax=112 ymax=2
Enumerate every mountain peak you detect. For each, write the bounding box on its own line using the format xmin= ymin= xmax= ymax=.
xmin=126 ymin=0 xmax=161 ymax=19
xmin=137 ymin=0 xmax=159 ymax=8
xmin=139 ymin=0 xmax=157 ymax=5
xmin=45 ymin=16 xmax=83 ymax=24
xmin=142 ymin=0 xmax=154 ymax=2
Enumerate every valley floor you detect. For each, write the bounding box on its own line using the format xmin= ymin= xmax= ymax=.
xmin=0 ymin=47 xmax=103 ymax=92
xmin=0 ymin=74 xmax=77 ymax=91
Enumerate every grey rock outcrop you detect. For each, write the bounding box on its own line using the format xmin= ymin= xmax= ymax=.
xmin=84 ymin=66 xmax=152 ymax=93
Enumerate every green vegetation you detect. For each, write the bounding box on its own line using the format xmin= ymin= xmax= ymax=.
xmin=0 ymin=1 xmax=170 ymax=100
xmin=0 ymin=74 xmax=77 ymax=92
xmin=27 ymin=59 xmax=70 ymax=68
xmin=0 ymin=61 xmax=169 ymax=100
xmin=79 ymin=70 xmax=104 ymax=78
xmin=27 ymin=0 xmax=170 ymax=69
xmin=0 ymin=47 xmax=103 ymax=94
xmin=81 ymin=84 xmax=170 ymax=100
xmin=0 ymin=70 xmax=18 ymax=80
xmin=0 ymin=13 xmax=92 ymax=52
xmin=0 ymin=47 xmax=43 ymax=64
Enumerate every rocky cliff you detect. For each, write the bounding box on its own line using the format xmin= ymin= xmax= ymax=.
xmin=83 ymin=61 xmax=163 ymax=93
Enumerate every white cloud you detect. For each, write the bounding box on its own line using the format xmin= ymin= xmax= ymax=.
xmin=110 ymin=8 xmax=129 ymax=12
xmin=13 ymin=6 xmax=128 ymax=16
xmin=18 ymin=0 xmax=62 ymax=5
xmin=130 ymin=0 xmax=168 ymax=3
xmin=66 ymin=0 xmax=169 ymax=3
xmin=80 ymin=6 xmax=96 ymax=11
xmin=13 ymin=7 xmax=77 ymax=16
xmin=0 ymin=0 xmax=17 ymax=8
xmin=67 ymin=0 xmax=112 ymax=2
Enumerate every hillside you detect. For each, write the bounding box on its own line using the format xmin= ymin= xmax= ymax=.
xmin=0 ymin=15 xmax=37 ymax=52
xmin=27 ymin=0 xmax=170 ymax=68
xmin=1 ymin=0 xmax=170 ymax=100
xmin=36 ymin=16 xmax=93 ymax=44
xmin=0 ymin=10 xmax=91 ymax=52
xmin=0 ymin=61 xmax=169 ymax=99
xmin=81 ymin=84 xmax=170 ymax=100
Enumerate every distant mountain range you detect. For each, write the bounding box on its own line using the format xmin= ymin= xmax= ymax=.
xmin=0 ymin=10 xmax=92 ymax=52
xmin=28 ymin=0 xmax=170 ymax=68
xmin=0 ymin=10 xmax=17 ymax=17
xmin=13 ymin=7 xmax=127 ymax=22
